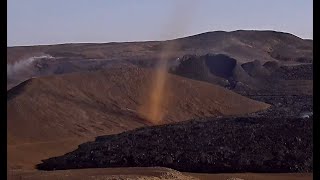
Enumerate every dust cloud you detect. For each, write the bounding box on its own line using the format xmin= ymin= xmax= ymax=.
xmin=138 ymin=1 xmax=197 ymax=124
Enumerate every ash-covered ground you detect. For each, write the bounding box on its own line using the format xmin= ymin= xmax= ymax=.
xmin=37 ymin=116 xmax=312 ymax=173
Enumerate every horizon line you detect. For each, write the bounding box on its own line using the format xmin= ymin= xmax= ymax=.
xmin=7 ymin=29 xmax=313 ymax=48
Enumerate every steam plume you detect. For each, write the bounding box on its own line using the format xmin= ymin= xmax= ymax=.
xmin=7 ymin=55 xmax=54 ymax=77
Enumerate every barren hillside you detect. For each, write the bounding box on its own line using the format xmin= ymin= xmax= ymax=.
xmin=7 ymin=67 xmax=269 ymax=169
xmin=8 ymin=67 xmax=269 ymax=144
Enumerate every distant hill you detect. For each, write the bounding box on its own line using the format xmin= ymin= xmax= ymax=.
xmin=7 ymin=30 xmax=313 ymax=90
xmin=7 ymin=30 xmax=312 ymax=64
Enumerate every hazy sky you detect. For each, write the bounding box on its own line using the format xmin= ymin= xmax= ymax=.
xmin=8 ymin=0 xmax=313 ymax=46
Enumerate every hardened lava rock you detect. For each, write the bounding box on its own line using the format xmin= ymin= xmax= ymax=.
xmin=37 ymin=116 xmax=312 ymax=173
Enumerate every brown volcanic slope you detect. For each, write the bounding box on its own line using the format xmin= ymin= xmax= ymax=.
xmin=7 ymin=67 xmax=269 ymax=169
xmin=8 ymin=67 xmax=270 ymax=144
xmin=7 ymin=30 xmax=312 ymax=64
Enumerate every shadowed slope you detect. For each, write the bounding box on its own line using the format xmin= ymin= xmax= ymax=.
xmin=170 ymin=54 xmax=313 ymax=96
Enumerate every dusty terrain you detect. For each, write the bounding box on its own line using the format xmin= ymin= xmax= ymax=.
xmin=7 ymin=30 xmax=313 ymax=180
xmin=7 ymin=67 xmax=269 ymax=170
xmin=9 ymin=167 xmax=199 ymax=180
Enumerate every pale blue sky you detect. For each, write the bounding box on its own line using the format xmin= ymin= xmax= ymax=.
xmin=8 ymin=0 xmax=313 ymax=46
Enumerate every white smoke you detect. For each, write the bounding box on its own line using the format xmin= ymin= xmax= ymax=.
xmin=7 ymin=55 xmax=54 ymax=77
